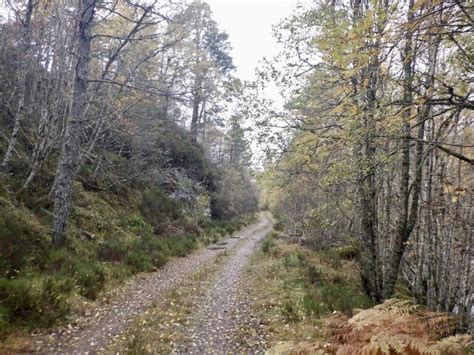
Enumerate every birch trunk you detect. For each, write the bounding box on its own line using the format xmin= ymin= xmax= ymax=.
xmin=382 ymin=0 xmax=416 ymax=298
xmin=52 ymin=0 xmax=96 ymax=246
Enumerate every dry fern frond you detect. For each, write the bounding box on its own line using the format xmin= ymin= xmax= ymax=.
xmin=375 ymin=298 xmax=419 ymax=315
xmin=332 ymin=298 xmax=470 ymax=354
xmin=429 ymin=334 xmax=473 ymax=354
xmin=289 ymin=341 xmax=327 ymax=355
xmin=285 ymin=298 xmax=472 ymax=355
xmin=420 ymin=311 xmax=458 ymax=338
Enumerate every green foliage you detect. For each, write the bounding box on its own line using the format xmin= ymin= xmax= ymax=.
xmin=125 ymin=237 xmax=168 ymax=273
xmin=306 ymin=265 xmax=322 ymax=285
xmin=73 ymin=261 xmax=106 ymax=299
xmin=0 ymin=198 xmax=49 ymax=276
xmin=302 ymin=293 xmax=323 ymax=318
xmin=153 ymin=121 xmax=210 ymax=182
xmin=262 ymin=230 xmax=279 ymax=255
xmin=124 ymin=214 xmax=152 ymax=236
xmin=98 ymin=238 xmax=129 ymax=262
xmin=125 ymin=250 xmax=154 ymax=273
xmin=262 ymin=237 xmax=276 ymax=255
xmin=127 ymin=214 xmax=146 ymax=228
xmin=319 ymin=283 xmax=373 ymax=316
xmin=139 ymin=187 xmax=182 ymax=231
xmin=104 ymin=233 xmax=198 ymax=273
xmin=0 ymin=276 xmax=72 ymax=335
xmin=211 ymin=167 xmax=258 ymax=219
xmin=163 ymin=235 xmax=197 ymax=257
xmin=281 ymin=300 xmax=301 ymax=322
xmin=273 ymin=220 xmax=284 ymax=232
xmin=283 ymin=252 xmax=306 ymax=269
xmin=45 ymin=249 xmax=106 ymax=300
xmin=335 ymin=245 xmax=360 ymax=260
xmin=320 ymin=249 xmax=343 ymax=269
xmin=0 ymin=306 xmax=9 ymax=335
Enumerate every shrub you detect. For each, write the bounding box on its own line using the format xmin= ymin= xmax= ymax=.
xmin=125 ymin=214 xmax=152 ymax=236
xmin=0 ymin=198 xmax=49 ymax=275
xmin=139 ymin=187 xmax=182 ymax=230
xmin=0 ymin=276 xmax=72 ymax=334
xmin=262 ymin=237 xmax=276 ymax=255
xmin=281 ymin=300 xmax=300 ymax=322
xmin=73 ymin=261 xmax=106 ymax=299
xmin=273 ymin=220 xmax=284 ymax=231
xmin=46 ymin=250 xmax=106 ymax=300
xmin=307 ymin=265 xmax=322 ymax=285
xmin=303 ymin=293 xmax=323 ymax=318
xmin=283 ymin=252 xmax=306 ymax=269
xmin=164 ymin=235 xmax=196 ymax=257
xmin=320 ymin=284 xmax=373 ymax=316
xmin=335 ymin=245 xmax=360 ymax=260
xmin=46 ymin=248 xmax=76 ymax=272
xmin=98 ymin=238 xmax=129 ymax=262
xmin=125 ymin=250 xmax=153 ymax=273
xmin=127 ymin=214 xmax=146 ymax=228
xmin=125 ymin=237 xmax=169 ymax=272
xmin=320 ymin=249 xmax=342 ymax=269
xmin=210 ymin=167 xmax=258 ymax=219
xmin=0 ymin=306 xmax=9 ymax=335
xmin=283 ymin=254 xmax=297 ymax=269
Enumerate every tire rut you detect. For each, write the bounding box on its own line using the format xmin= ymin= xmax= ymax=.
xmin=174 ymin=212 xmax=273 ymax=354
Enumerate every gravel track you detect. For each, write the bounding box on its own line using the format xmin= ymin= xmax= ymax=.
xmin=174 ymin=212 xmax=273 ymax=354
xmin=28 ymin=213 xmax=272 ymax=354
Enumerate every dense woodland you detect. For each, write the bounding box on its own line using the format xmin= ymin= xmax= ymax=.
xmin=0 ymin=0 xmax=257 ymax=334
xmin=0 ymin=0 xmax=472 ymax=345
xmin=257 ymin=0 xmax=473 ymax=331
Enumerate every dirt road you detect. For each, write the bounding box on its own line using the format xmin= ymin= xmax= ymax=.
xmin=175 ymin=212 xmax=273 ymax=354
xmin=28 ymin=212 xmax=273 ymax=353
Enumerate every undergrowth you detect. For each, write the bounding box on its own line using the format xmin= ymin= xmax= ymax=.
xmin=245 ymin=231 xmax=373 ymax=343
xmin=0 ymin=182 xmax=252 ymax=338
xmin=252 ymin=232 xmax=472 ymax=354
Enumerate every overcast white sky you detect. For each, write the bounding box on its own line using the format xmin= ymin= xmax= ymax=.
xmin=206 ymin=0 xmax=299 ymax=82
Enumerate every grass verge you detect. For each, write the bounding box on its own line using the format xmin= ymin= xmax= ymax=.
xmin=236 ymin=231 xmax=373 ymax=348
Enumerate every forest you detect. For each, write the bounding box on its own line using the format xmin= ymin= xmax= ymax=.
xmin=0 ymin=0 xmax=472 ymax=353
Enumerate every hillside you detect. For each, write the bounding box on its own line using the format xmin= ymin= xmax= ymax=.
xmin=0 ymin=0 xmax=473 ymax=353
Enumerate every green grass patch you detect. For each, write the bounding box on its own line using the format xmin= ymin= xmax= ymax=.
xmin=240 ymin=236 xmax=375 ymax=345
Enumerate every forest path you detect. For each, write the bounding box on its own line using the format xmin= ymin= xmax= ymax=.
xmin=173 ymin=211 xmax=273 ymax=354
xmin=28 ymin=212 xmax=273 ymax=354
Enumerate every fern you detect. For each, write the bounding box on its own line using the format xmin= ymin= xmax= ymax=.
xmin=429 ymin=334 xmax=473 ymax=354
xmin=286 ymin=299 xmax=472 ymax=354
xmin=329 ymin=298 xmax=470 ymax=355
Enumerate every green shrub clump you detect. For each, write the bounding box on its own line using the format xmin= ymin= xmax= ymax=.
xmin=46 ymin=249 xmax=107 ymax=300
xmin=319 ymin=283 xmax=373 ymax=316
xmin=0 ymin=276 xmax=72 ymax=335
xmin=139 ymin=187 xmax=182 ymax=231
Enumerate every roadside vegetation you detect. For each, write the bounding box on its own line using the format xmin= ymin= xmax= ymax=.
xmin=254 ymin=0 xmax=473 ymax=333
xmin=240 ymin=230 xmax=373 ymax=346
xmin=0 ymin=179 xmax=253 ymax=337
xmin=240 ymin=230 xmax=473 ymax=354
